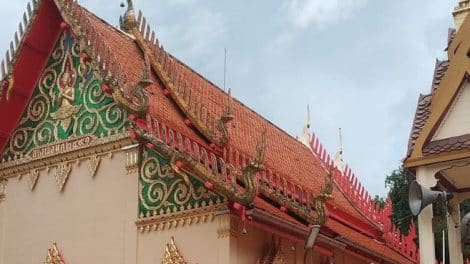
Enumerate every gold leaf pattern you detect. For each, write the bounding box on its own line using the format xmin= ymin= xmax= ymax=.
xmin=55 ymin=163 xmax=71 ymax=192
xmin=0 ymin=179 xmax=6 ymax=202
xmin=44 ymin=243 xmax=65 ymax=264
xmin=28 ymin=169 xmax=39 ymax=190
xmin=88 ymin=155 xmax=101 ymax=177
xmin=162 ymin=237 xmax=187 ymax=264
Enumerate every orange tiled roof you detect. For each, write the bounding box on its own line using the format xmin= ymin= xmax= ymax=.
xmin=83 ymin=7 xmax=372 ymax=223
xmin=0 ymin=1 xmax=416 ymax=263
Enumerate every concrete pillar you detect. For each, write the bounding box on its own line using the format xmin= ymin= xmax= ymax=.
xmin=448 ymin=202 xmax=463 ymax=263
xmin=416 ymin=167 xmax=439 ymax=264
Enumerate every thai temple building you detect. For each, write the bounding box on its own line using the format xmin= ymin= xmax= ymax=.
xmin=0 ymin=0 xmax=419 ymax=263
xmin=404 ymin=1 xmax=470 ymax=264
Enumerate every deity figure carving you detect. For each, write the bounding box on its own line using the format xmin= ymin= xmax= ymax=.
xmin=51 ymin=53 xmax=81 ymax=131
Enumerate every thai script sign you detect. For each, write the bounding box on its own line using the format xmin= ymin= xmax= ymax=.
xmin=29 ymin=136 xmax=93 ymax=160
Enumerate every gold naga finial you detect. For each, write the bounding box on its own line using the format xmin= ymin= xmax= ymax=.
xmin=221 ymin=88 xmax=234 ymax=123
xmin=120 ymin=0 xmax=137 ymax=34
xmin=112 ymin=58 xmax=150 ymax=117
xmin=139 ymin=54 xmax=153 ymax=88
xmin=253 ymin=128 xmax=267 ymax=168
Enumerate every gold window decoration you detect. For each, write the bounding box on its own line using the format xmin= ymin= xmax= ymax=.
xmin=45 ymin=243 xmax=65 ymax=264
xmin=162 ymin=237 xmax=188 ymax=264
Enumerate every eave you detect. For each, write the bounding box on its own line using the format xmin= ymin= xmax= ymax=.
xmin=404 ymin=147 xmax=470 ymax=168
xmin=0 ymin=0 xmax=63 ymax=153
xmin=245 ymin=207 xmax=414 ymax=264
xmin=407 ymin=12 xmax=470 ymax=164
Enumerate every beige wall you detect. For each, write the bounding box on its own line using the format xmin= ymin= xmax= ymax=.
xmin=0 ymin=149 xmax=376 ymax=264
xmin=433 ymin=80 xmax=470 ymax=140
xmin=0 ymin=151 xmax=138 ymax=264
xmin=137 ymin=220 xmax=229 ymax=263
xmin=0 ymin=198 xmax=4 ymax=263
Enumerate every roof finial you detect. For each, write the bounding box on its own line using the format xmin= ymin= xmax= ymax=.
xmin=120 ymin=0 xmax=137 ymax=34
xmin=334 ymin=128 xmax=343 ymax=171
xmin=453 ymin=0 xmax=470 ymax=31
xmin=299 ymin=105 xmax=311 ymax=147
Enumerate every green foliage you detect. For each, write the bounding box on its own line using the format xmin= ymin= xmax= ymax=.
xmin=385 ymin=165 xmax=470 ymax=261
xmin=385 ymin=166 xmax=415 ymax=235
xmin=373 ymin=195 xmax=386 ymax=209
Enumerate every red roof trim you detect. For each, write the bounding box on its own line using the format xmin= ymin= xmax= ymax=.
xmin=0 ymin=0 xmax=63 ymax=153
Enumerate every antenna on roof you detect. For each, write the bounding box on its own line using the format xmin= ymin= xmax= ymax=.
xmin=223 ymin=48 xmax=227 ymax=91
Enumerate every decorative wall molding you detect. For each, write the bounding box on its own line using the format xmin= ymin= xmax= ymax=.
xmin=88 ymin=155 xmax=101 ymax=177
xmin=138 ymin=148 xmax=223 ymax=218
xmin=216 ymin=212 xmax=231 ymax=238
xmin=54 ymin=162 xmax=71 ymax=191
xmin=161 ymin=237 xmax=188 ymax=264
xmin=0 ymin=178 xmax=6 ymax=202
xmin=0 ymin=141 xmax=132 ymax=193
xmin=0 ymin=30 xmax=130 ymax=179
xmin=125 ymin=146 xmax=140 ymax=174
xmin=136 ymin=203 xmax=225 ymax=233
xmin=45 ymin=243 xmax=65 ymax=264
xmin=28 ymin=169 xmax=39 ymax=190
xmin=0 ymin=134 xmax=131 ymax=178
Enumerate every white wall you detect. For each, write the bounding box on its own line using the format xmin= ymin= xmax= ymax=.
xmin=433 ymin=80 xmax=470 ymax=140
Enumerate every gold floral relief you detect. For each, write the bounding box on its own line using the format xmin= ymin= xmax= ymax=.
xmin=28 ymin=169 xmax=39 ymax=190
xmin=87 ymin=155 xmax=101 ymax=177
xmin=44 ymin=243 xmax=65 ymax=264
xmin=2 ymin=31 xmax=126 ymax=163
xmin=0 ymin=179 xmax=6 ymax=202
xmin=161 ymin=237 xmax=188 ymax=264
xmin=55 ymin=163 xmax=71 ymax=192
xmin=139 ymin=149 xmax=221 ymax=217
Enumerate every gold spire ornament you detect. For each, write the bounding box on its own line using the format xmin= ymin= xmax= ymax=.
xmin=120 ymin=0 xmax=137 ymax=34
xmin=161 ymin=237 xmax=188 ymax=264
xmin=454 ymin=0 xmax=470 ymax=30
xmin=44 ymin=243 xmax=65 ymax=264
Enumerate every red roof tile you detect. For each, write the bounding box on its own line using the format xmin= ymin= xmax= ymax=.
xmin=83 ymin=7 xmax=372 ymax=223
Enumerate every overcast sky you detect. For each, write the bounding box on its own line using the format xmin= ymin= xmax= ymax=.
xmin=0 ymin=0 xmax=458 ymax=196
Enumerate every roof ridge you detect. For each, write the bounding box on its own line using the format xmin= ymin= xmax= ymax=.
xmin=103 ymin=6 xmax=316 ymax=155
xmin=309 ymin=133 xmax=418 ymax=261
xmin=136 ymin=114 xmax=335 ymax=227
xmin=53 ymin=0 xmax=150 ymax=118
xmin=76 ymin=3 xmax=316 ymax=159
xmin=0 ymin=0 xmax=41 ymax=101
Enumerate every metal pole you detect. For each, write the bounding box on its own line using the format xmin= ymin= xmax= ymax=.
xmin=443 ymin=227 xmax=446 ymax=264
xmin=443 ymin=199 xmax=447 ymax=264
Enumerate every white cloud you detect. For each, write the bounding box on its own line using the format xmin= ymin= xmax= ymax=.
xmin=285 ymin=0 xmax=367 ymax=29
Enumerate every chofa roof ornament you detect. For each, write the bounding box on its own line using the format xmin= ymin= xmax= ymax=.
xmin=120 ymin=0 xmax=137 ymax=34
